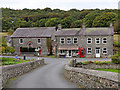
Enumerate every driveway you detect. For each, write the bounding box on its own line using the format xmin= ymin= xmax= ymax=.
xmin=2 ymin=56 xmax=111 ymax=88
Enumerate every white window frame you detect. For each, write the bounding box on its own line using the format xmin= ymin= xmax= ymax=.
xmin=102 ymin=37 xmax=107 ymax=44
xmin=67 ymin=37 xmax=72 ymax=44
xmin=19 ymin=39 xmax=23 ymax=44
xmin=38 ymin=39 xmax=41 ymax=44
xmin=73 ymin=37 xmax=78 ymax=44
xmin=87 ymin=37 xmax=92 ymax=44
xmin=87 ymin=47 xmax=92 ymax=54
xmin=102 ymin=47 xmax=107 ymax=54
xmin=60 ymin=50 xmax=65 ymax=54
xmin=95 ymin=37 xmax=100 ymax=44
xmin=60 ymin=37 xmax=65 ymax=44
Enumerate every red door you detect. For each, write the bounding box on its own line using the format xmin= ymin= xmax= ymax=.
xmin=80 ymin=47 xmax=84 ymax=58
xmin=39 ymin=49 xmax=41 ymax=55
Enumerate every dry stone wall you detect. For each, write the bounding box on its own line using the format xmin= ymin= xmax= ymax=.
xmin=64 ymin=65 xmax=119 ymax=88
xmin=2 ymin=59 xmax=45 ymax=88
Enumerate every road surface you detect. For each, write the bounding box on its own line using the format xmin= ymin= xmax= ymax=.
xmin=2 ymin=56 xmax=111 ymax=88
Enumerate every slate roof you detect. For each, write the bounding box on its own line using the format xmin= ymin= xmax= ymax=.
xmin=81 ymin=27 xmax=114 ymax=35
xmin=55 ymin=29 xmax=80 ymax=36
xmin=11 ymin=27 xmax=56 ymax=38
xmin=55 ymin=27 xmax=114 ymax=36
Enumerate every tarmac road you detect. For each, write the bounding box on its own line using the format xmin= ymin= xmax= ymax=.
xmin=2 ymin=56 xmax=111 ymax=88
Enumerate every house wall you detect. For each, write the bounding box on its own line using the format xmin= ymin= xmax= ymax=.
xmin=55 ymin=35 xmax=113 ymax=58
xmin=12 ymin=37 xmax=51 ymax=55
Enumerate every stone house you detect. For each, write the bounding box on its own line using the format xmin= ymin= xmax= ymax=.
xmin=11 ymin=27 xmax=56 ymax=56
xmin=53 ymin=24 xmax=114 ymax=58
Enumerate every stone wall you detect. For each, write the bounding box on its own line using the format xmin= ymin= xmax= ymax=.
xmin=76 ymin=64 xmax=119 ymax=69
xmin=64 ymin=65 xmax=119 ymax=88
xmin=2 ymin=59 xmax=45 ymax=88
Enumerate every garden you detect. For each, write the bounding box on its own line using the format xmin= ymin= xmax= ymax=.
xmin=73 ymin=54 xmax=120 ymax=73
xmin=0 ymin=57 xmax=35 ymax=66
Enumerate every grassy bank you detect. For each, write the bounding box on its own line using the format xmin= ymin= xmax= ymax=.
xmin=0 ymin=57 xmax=35 ymax=66
xmin=95 ymin=69 xmax=120 ymax=73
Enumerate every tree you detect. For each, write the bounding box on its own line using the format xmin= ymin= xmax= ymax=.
xmin=45 ymin=18 xmax=61 ymax=27
xmin=92 ymin=12 xmax=118 ymax=27
xmin=35 ymin=19 xmax=48 ymax=27
xmin=85 ymin=12 xmax=100 ymax=27
xmin=61 ymin=16 xmax=76 ymax=28
xmin=71 ymin=20 xmax=83 ymax=28
xmin=78 ymin=10 xmax=90 ymax=20
xmin=5 ymin=46 xmax=15 ymax=54
xmin=114 ymin=19 xmax=120 ymax=34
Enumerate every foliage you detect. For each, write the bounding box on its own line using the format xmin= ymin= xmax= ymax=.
xmin=114 ymin=19 xmax=120 ymax=34
xmin=111 ymin=54 xmax=120 ymax=64
xmin=92 ymin=12 xmax=118 ymax=27
xmin=71 ymin=20 xmax=83 ymax=28
xmin=85 ymin=12 xmax=100 ymax=27
xmin=0 ymin=57 xmax=34 ymax=65
xmin=76 ymin=61 xmax=112 ymax=65
xmin=95 ymin=69 xmax=120 ymax=73
xmin=5 ymin=46 xmax=15 ymax=54
xmin=45 ymin=18 xmax=61 ymax=27
xmin=8 ymin=28 xmax=14 ymax=35
xmin=113 ymin=41 xmax=120 ymax=46
xmin=1 ymin=8 xmax=119 ymax=33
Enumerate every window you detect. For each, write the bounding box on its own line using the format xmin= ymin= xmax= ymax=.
xmin=60 ymin=50 xmax=65 ymax=54
xmin=60 ymin=37 xmax=65 ymax=44
xmin=102 ymin=47 xmax=107 ymax=54
xmin=67 ymin=37 xmax=71 ymax=44
xmin=19 ymin=39 xmax=23 ymax=44
xmin=38 ymin=39 xmax=41 ymax=44
xmin=95 ymin=38 xmax=100 ymax=44
xmin=87 ymin=37 xmax=92 ymax=44
xmin=102 ymin=37 xmax=107 ymax=44
xmin=73 ymin=37 xmax=78 ymax=44
xmin=87 ymin=47 xmax=92 ymax=54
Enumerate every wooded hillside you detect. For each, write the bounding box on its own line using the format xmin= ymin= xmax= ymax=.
xmin=1 ymin=8 xmax=120 ymax=33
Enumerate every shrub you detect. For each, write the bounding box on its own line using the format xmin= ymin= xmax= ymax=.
xmin=111 ymin=54 xmax=120 ymax=64
xmin=83 ymin=61 xmax=93 ymax=64
xmin=76 ymin=62 xmax=83 ymax=65
xmin=5 ymin=46 xmax=15 ymax=54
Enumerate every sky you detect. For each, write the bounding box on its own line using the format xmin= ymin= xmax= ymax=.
xmin=0 ymin=0 xmax=119 ymax=10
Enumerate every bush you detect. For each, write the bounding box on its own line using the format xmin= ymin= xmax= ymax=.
xmin=111 ymin=54 xmax=120 ymax=64
xmin=5 ymin=46 xmax=15 ymax=54
xmin=83 ymin=61 xmax=93 ymax=64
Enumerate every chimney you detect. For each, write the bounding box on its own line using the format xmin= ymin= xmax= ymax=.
xmin=82 ymin=23 xmax=85 ymax=30
xmin=57 ymin=24 xmax=62 ymax=30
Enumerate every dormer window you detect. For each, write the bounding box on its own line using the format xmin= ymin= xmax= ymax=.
xmin=87 ymin=37 xmax=92 ymax=44
xmin=19 ymin=39 xmax=23 ymax=44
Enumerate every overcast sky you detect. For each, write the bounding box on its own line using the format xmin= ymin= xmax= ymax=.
xmin=0 ymin=0 xmax=119 ymax=10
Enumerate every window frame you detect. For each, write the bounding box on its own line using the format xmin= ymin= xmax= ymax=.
xmin=38 ymin=39 xmax=41 ymax=44
xmin=87 ymin=37 xmax=92 ymax=44
xmin=87 ymin=47 xmax=92 ymax=54
xmin=67 ymin=37 xmax=72 ymax=44
xmin=102 ymin=47 xmax=107 ymax=54
xmin=19 ymin=39 xmax=23 ymax=44
xmin=102 ymin=37 xmax=107 ymax=44
xmin=73 ymin=37 xmax=78 ymax=44
xmin=95 ymin=37 xmax=100 ymax=44
xmin=60 ymin=37 xmax=65 ymax=44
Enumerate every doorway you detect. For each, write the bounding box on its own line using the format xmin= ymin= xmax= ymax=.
xmin=96 ymin=47 xmax=100 ymax=58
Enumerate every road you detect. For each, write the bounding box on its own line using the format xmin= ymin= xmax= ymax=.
xmin=2 ymin=56 xmax=111 ymax=88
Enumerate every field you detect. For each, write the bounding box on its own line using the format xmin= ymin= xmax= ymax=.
xmin=95 ymin=69 xmax=120 ymax=73
xmin=114 ymin=34 xmax=120 ymax=42
xmin=0 ymin=32 xmax=9 ymax=36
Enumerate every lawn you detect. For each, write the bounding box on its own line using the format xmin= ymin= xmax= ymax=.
xmin=95 ymin=69 xmax=120 ymax=73
xmin=0 ymin=57 xmax=35 ymax=66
